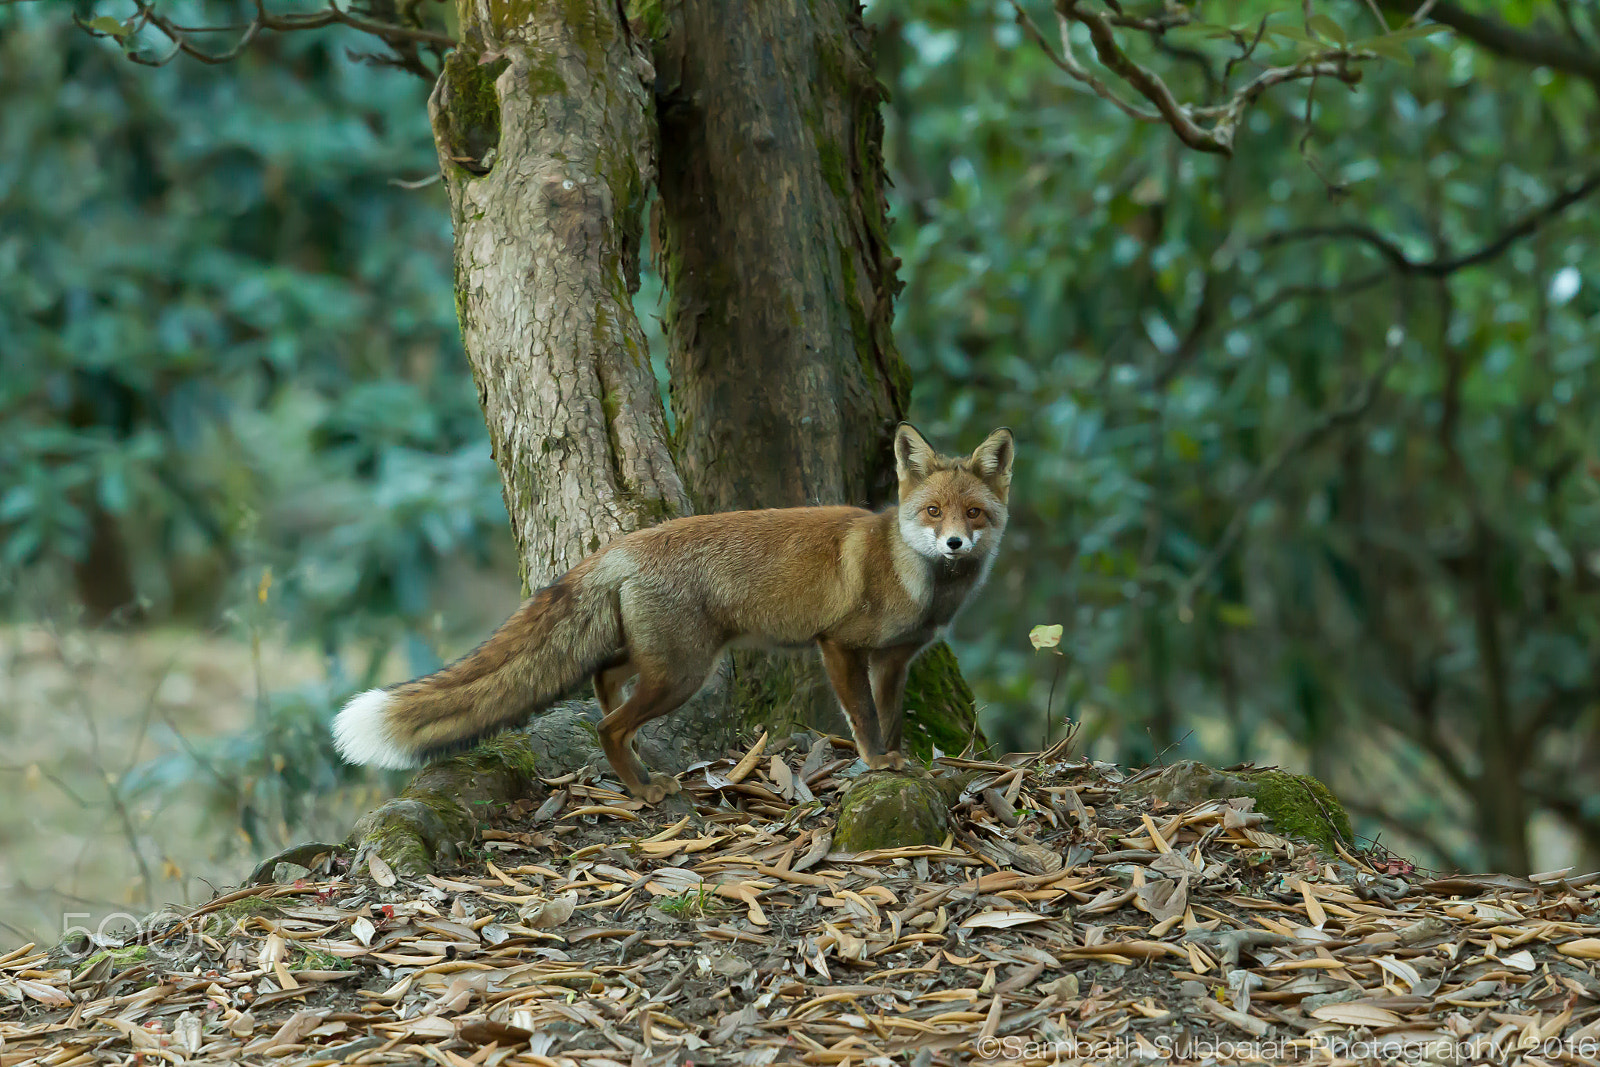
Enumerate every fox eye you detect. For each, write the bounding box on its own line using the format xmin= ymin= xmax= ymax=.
xmin=926 ymin=505 xmax=941 ymax=518
xmin=966 ymin=507 xmax=982 ymax=519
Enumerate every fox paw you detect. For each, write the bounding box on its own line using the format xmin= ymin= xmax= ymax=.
xmin=864 ymin=751 xmax=908 ymax=772
xmin=640 ymin=773 xmax=682 ymax=805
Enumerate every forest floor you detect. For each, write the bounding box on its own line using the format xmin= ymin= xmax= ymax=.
xmin=2 ymin=739 xmax=1598 ymax=1066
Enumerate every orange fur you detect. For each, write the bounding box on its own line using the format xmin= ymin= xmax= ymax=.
xmin=333 ymin=424 xmax=1014 ymax=802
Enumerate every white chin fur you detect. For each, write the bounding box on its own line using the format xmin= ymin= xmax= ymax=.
xmin=333 ymin=689 xmax=419 ymax=769
xmin=898 ymin=514 xmax=944 ymax=560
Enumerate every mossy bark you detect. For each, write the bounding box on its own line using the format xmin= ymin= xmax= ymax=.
xmin=432 ymin=0 xmax=688 ymax=587
xmin=835 ymin=770 xmax=951 ymax=853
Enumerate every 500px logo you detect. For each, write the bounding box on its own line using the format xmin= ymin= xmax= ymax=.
xmin=59 ymin=912 xmax=204 ymax=963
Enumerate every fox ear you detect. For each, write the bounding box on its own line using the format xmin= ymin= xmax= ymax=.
xmin=968 ymin=428 xmax=1014 ymax=493
xmin=894 ymin=423 xmax=937 ymax=482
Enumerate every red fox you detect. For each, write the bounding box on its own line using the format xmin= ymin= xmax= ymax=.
xmin=333 ymin=423 xmax=1013 ymax=802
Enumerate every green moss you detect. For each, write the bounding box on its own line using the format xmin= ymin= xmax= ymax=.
xmin=453 ymin=733 xmax=544 ymax=782
xmin=524 ymin=44 xmax=567 ymax=99
xmin=553 ymin=0 xmax=613 ymax=64
xmin=625 ymin=0 xmax=667 ymax=40
xmin=364 ymin=812 xmax=436 ymax=876
xmin=902 ymin=642 xmax=989 ymax=761
xmin=1122 ymin=760 xmax=1352 ymax=853
xmin=78 ymin=945 xmax=149 ymax=971
xmin=835 ymin=771 xmax=949 ymax=851
xmin=486 ymin=0 xmax=537 ymax=30
xmin=838 ymin=250 xmax=872 ymax=376
xmin=817 ymin=138 xmax=849 ymax=201
xmin=440 ymin=49 xmax=509 ymax=173
xmin=1241 ymin=768 xmax=1353 ymax=852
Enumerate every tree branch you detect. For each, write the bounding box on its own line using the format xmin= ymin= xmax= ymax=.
xmin=1008 ymin=0 xmax=1367 ymax=156
xmin=1382 ymin=0 xmax=1600 ymax=86
xmin=1259 ymin=168 xmax=1600 ymax=276
xmin=78 ymin=0 xmax=454 ymax=78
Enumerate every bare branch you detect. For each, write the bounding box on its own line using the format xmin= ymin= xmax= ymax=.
xmin=1361 ymin=0 xmax=1391 ymax=33
xmin=1006 ymin=0 xmax=1168 ymax=125
xmin=1008 ymin=0 xmax=1368 ymax=156
xmin=1259 ymin=168 xmax=1600 ymax=276
xmin=78 ymin=0 xmax=454 ymax=77
xmin=1066 ymin=0 xmax=1232 ymax=152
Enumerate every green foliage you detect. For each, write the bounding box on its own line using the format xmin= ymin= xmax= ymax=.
xmin=0 ymin=2 xmax=505 ymax=652
xmin=878 ymin=0 xmax=1600 ymax=870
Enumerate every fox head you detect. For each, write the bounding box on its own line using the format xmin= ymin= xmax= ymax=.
xmin=893 ymin=423 xmax=1014 ymax=564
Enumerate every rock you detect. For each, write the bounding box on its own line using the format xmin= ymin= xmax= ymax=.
xmin=834 ymin=770 xmax=950 ymax=851
xmin=1123 ymin=760 xmax=1353 ymax=851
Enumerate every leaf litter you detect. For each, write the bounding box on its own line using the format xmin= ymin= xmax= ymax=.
xmin=2 ymin=734 xmax=1597 ymax=1065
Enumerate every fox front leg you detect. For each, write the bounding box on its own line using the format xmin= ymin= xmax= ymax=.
xmin=868 ymin=644 xmax=920 ymax=769
xmin=818 ymin=638 xmax=900 ymax=770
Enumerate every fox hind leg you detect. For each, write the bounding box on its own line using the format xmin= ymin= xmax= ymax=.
xmin=593 ymin=657 xmax=636 ymax=717
xmin=596 ymin=663 xmax=707 ymax=803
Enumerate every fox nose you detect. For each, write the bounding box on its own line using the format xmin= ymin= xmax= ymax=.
xmin=946 ymin=536 xmax=964 ymax=551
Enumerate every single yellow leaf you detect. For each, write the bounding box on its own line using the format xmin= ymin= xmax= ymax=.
xmin=1029 ymin=624 xmax=1064 ymax=650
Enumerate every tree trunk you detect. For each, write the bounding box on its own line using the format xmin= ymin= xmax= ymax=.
xmin=351 ymin=0 xmax=987 ymax=871
xmin=650 ymin=0 xmax=979 ymax=745
xmin=652 ymin=0 xmax=906 ymax=513
xmin=430 ymin=0 xmax=687 ymax=583
xmin=420 ymin=0 xmax=740 ymax=789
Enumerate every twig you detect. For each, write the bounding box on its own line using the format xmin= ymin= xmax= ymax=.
xmin=1226 ymin=269 xmax=1388 ymax=330
xmin=1065 ymin=0 xmax=1231 ymax=153
xmin=51 ymin=633 xmax=158 ymax=907
xmin=1010 ymin=0 xmax=1368 ymax=156
xmin=0 ymin=763 xmax=91 ymax=809
xmin=1259 ymin=168 xmax=1600 ymax=277
xmin=1006 ymin=0 xmax=1166 ymax=126
xmin=80 ymin=0 xmax=453 ymax=76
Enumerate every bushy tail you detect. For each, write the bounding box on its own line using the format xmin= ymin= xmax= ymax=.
xmin=333 ymin=560 xmax=623 ymax=768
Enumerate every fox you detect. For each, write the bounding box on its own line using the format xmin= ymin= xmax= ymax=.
xmin=333 ymin=422 xmax=1013 ymax=803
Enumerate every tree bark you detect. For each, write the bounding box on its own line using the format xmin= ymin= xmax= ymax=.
xmin=649 ymin=0 xmax=980 ymax=745
xmin=431 ymin=0 xmax=688 ymax=586
xmin=652 ymin=0 xmax=907 ymax=513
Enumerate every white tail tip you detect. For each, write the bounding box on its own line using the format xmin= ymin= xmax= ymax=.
xmin=332 ymin=688 xmax=420 ymax=769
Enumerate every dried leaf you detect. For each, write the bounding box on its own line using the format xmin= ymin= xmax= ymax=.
xmin=960 ymin=910 xmax=1051 ymax=930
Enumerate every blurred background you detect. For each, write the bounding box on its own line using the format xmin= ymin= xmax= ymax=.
xmin=2 ymin=0 xmax=1597 ymax=944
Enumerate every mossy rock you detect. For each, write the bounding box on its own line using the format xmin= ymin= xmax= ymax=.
xmin=1122 ymin=760 xmax=1352 ymax=852
xmin=347 ymin=730 xmax=549 ymax=876
xmin=834 ymin=770 xmax=950 ymax=852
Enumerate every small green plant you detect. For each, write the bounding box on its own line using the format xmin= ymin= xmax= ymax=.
xmin=656 ymin=886 xmax=721 ymax=919
xmin=295 ymin=947 xmax=354 ymax=971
